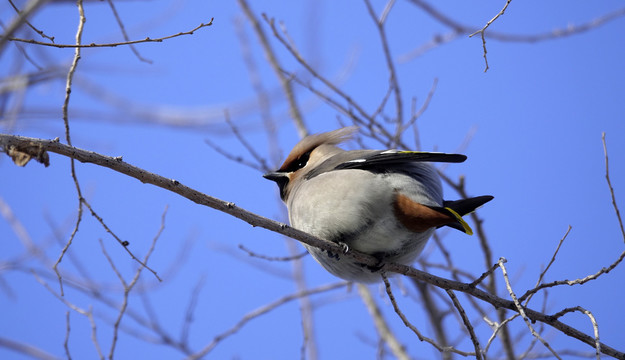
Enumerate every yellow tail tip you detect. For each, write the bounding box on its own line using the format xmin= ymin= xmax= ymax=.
xmin=444 ymin=207 xmax=474 ymax=236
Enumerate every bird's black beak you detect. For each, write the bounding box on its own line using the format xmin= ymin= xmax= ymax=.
xmin=263 ymin=171 xmax=290 ymax=201
xmin=263 ymin=171 xmax=288 ymax=183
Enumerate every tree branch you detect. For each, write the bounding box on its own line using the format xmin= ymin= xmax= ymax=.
xmin=1 ymin=133 xmax=624 ymax=359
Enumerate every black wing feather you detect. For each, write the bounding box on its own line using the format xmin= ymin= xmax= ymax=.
xmin=334 ymin=151 xmax=466 ymax=171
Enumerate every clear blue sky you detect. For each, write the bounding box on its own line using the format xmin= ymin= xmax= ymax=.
xmin=1 ymin=0 xmax=624 ymax=359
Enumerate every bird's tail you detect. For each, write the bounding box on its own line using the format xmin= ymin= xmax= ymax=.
xmin=430 ymin=195 xmax=494 ymax=235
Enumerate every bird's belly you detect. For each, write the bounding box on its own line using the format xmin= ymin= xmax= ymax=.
xmin=288 ymin=170 xmax=431 ymax=255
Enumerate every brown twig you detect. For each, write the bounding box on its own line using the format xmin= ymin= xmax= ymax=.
xmin=286 ymin=238 xmax=318 ymax=360
xmin=412 ymin=280 xmax=452 ymax=360
xmin=64 ymin=311 xmax=72 ymax=360
xmin=8 ymin=20 xmax=214 ymax=48
xmin=105 ymin=0 xmax=151 ymax=63
xmin=102 ymin=206 xmax=165 ymax=359
xmin=382 ymin=274 xmax=475 ymax=356
xmin=185 ymin=282 xmax=347 ymax=359
xmin=0 ymin=336 xmax=59 ymax=360
xmin=550 ymin=306 xmax=601 ymax=360
xmin=446 ymin=289 xmax=483 ymax=360
xmin=602 ymin=133 xmax=625 ymax=240
xmin=518 ymin=134 xmax=625 ymax=303
xmin=224 ymin=111 xmax=271 ymax=172
xmin=363 ymin=0 xmax=404 ymax=146
xmin=0 ymin=0 xmax=49 ymax=53
xmin=32 ymin=271 xmax=104 ymax=358
xmin=523 ymin=226 xmax=571 ymax=306
xmin=499 ymin=257 xmax=560 ymax=358
xmin=238 ymin=244 xmax=307 ymax=261
xmin=7 ymin=0 xmax=55 ymax=42
xmin=180 ymin=275 xmax=206 ymax=349
xmin=238 ymin=0 xmax=308 ymax=138
xmin=234 ymin=15 xmax=283 ymax=167
xmin=358 ymin=283 xmax=410 ymax=360
xmin=53 ymin=0 xmax=86 ymax=296
xmin=469 ymin=0 xmax=513 ymax=72
xmin=404 ymin=1 xmax=625 ymax=62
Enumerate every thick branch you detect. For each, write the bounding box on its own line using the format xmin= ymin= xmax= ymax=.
xmin=1 ymin=133 xmax=624 ymax=359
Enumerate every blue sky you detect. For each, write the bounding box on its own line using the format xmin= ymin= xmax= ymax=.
xmin=1 ymin=0 xmax=625 ymax=359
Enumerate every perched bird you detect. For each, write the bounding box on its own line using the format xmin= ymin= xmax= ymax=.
xmin=264 ymin=127 xmax=493 ymax=282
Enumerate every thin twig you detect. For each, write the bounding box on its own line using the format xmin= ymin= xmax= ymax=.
xmin=519 ymin=134 xmax=625 ymax=302
xmin=204 ymin=137 xmax=264 ymax=172
xmin=224 ymin=110 xmax=270 ymax=172
xmin=8 ymin=20 xmax=214 ymax=48
xmin=7 ymin=0 xmax=55 ymax=42
xmin=234 ymin=15 xmax=283 ymax=166
xmin=0 ymin=0 xmax=49 ymax=53
xmin=286 ymin=238 xmax=318 ymax=360
xmin=358 ymin=284 xmax=410 ymax=360
xmin=403 ymin=2 xmax=625 ymax=64
xmin=0 ymin=336 xmax=59 ymax=360
xmin=104 ymin=206 xmax=165 ymax=359
xmin=180 ymin=275 xmax=206 ymax=348
xmin=602 ymin=133 xmax=625 ymax=240
xmin=483 ymin=313 xmax=520 ymax=353
xmin=238 ymin=244 xmax=307 ymax=261
xmin=382 ymin=274 xmax=475 ymax=357
xmin=498 ymin=258 xmax=561 ymax=359
xmin=405 ymin=77 xmax=438 ymax=134
xmin=363 ymin=0 xmax=404 ymax=146
xmin=32 ymin=271 xmax=105 ymax=359
xmin=238 ymin=0 xmax=308 ymax=137
xmin=469 ymin=0 xmax=513 ymax=72
xmin=413 ymin=280 xmax=451 ymax=360
xmin=105 ymin=0 xmax=152 ymax=63
xmin=185 ymin=282 xmax=347 ymax=359
xmin=469 ymin=261 xmax=500 ymax=288
xmin=64 ymin=311 xmax=72 ymax=360
xmin=54 ymin=0 xmax=87 ymax=296
xmin=550 ymin=306 xmax=601 ymax=360
xmin=524 ymin=226 xmax=571 ymax=306
xmin=446 ymin=289 xmax=483 ymax=360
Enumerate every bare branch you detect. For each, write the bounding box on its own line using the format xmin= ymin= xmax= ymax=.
xmin=524 ymin=226 xmax=572 ymax=306
xmin=238 ymin=0 xmax=308 ymax=137
xmin=602 ymin=133 xmax=625 ymax=240
xmin=363 ymin=0 xmax=404 ymax=146
xmin=0 ymin=336 xmax=59 ymax=360
xmin=238 ymin=244 xmax=308 ymax=262
xmin=2 ymin=133 xmax=624 ymax=359
xmin=180 ymin=275 xmax=206 ymax=348
xmin=469 ymin=0 xmax=513 ymax=72
xmin=382 ymin=274 xmax=475 ymax=357
xmin=0 ymin=0 xmax=49 ymax=53
xmin=518 ymin=135 xmax=625 ymax=302
xmin=54 ymin=0 xmax=87 ymax=296
xmin=7 ymin=20 xmax=214 ymax=48
xmin=446 ymin=289 xmax=482 ymax=360
xmin=7 ymin=0 xmax=54 ymax=42
xmin=105 ymin=0 xmax=152 ymax=63
xmin=358 ymin=284 xmax=410 ymax=360
xmin=186 ymin=282 xmax=347 ymax=359
xmin=550 ymin=306 xmax=601 ymax=360
xmin=498 ymin=258 xmax=561 ymax=358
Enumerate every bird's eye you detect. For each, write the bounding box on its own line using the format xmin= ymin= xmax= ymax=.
xmin=296 ymin=151 xmax=311 ymax=169
xmin=284 ymin=150 xmax=311 ymax=172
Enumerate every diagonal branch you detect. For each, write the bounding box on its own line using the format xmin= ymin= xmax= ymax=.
xmin=1 ymin=133 xmax=624 ymax=359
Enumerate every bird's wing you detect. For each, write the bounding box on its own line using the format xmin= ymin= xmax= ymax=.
xmin=333 ymin=150 xmax=466 ymax=171
xmin=304 ymin=150 xmax=466 ymax=180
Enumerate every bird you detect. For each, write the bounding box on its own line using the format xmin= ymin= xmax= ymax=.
xmin=263 ymin=127 xmax=493 ymax=282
